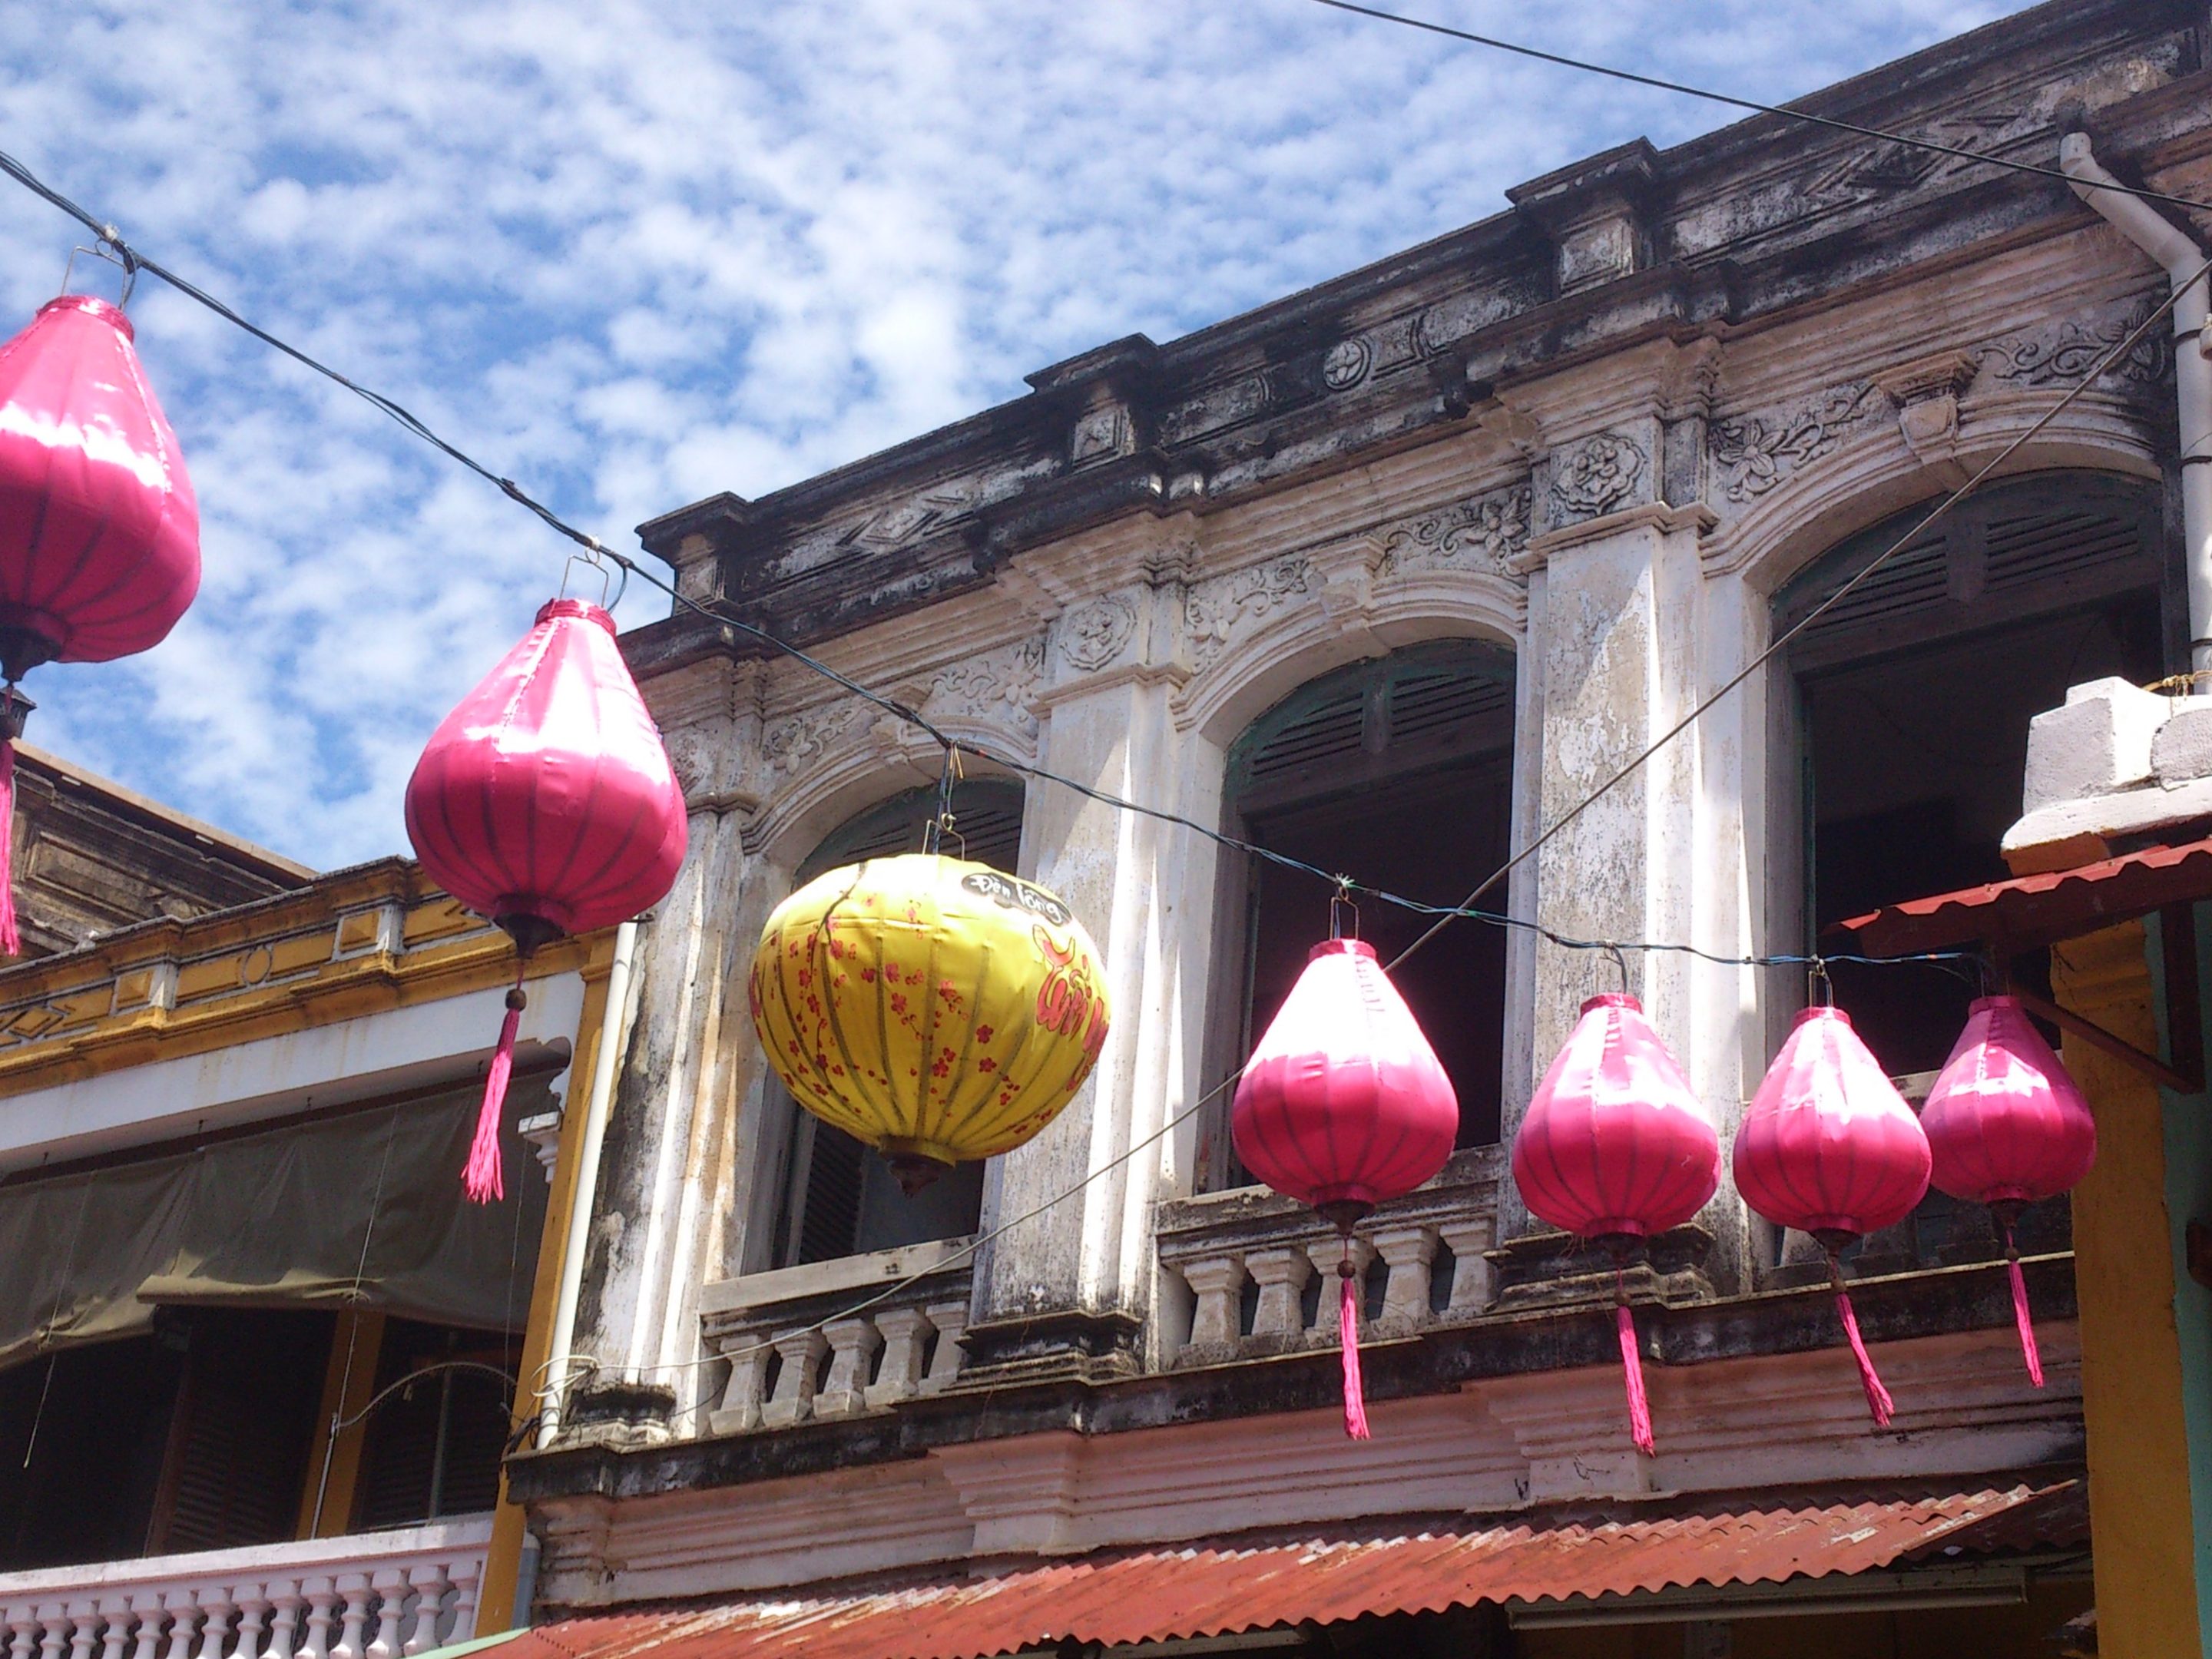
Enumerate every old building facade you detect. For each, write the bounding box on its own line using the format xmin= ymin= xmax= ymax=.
xmin=498 ymin=1 xmax=2212 ymax=1651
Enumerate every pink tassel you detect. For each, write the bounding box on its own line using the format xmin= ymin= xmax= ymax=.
xmin=0 ymin=737 xmax=19 ymax=959
xmin=2006 ymin=1231 xmax=2045 ymax=1389
xmin=1338 ymin=1267 xmax=1371 ymax=1441
xmin=463 ymin=987 xmax=525 ymax=1204
xmin=1616 ymin=1298 xmax=1655 ymax=1456
xmin=1834 ymin=1286 xmax=1894 ymax=1426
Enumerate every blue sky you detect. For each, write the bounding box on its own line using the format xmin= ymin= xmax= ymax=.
xmin=0 ymin=0 xmax=2012 ymax=869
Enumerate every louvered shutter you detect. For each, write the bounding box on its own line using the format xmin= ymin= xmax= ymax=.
xmin=152 ymin=1310 xmax=327 ymax=1554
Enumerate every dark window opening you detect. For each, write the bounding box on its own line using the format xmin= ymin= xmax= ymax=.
xmin=767 ymin=777 xmax=1022 ymax=1268
xmin=1211 ymin=641 xmax=1515 ymax=1181
xmin=1783 ymin=472 xmax=2167 ymax=1075
xmin=352 ymin=1318 xmax=514 ymax=1529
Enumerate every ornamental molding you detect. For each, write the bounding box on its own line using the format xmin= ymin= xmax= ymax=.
xmin=1707 ymin=381 xmax=1880 ymax=505
xmin=923 ymin=636 xmax=1048 ymax=737
xmin=1376 ymin=485 xmax=1532 ymax=581
xmin=1546 ymin=432 xmax=1647 ymax=524
xmin=1183 ymin=556 xmax=1314 ymax=674
xmin=1976 ymin=296 xmax=2167 ymax=389
xmin=762 ymin=703 xmax=859 ymax=774
xmin=1058 ymin=595 xmax=1139 ymax=673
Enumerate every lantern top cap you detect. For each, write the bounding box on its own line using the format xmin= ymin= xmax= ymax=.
xmin=533 ymin=597 xmax=618 ymax=636
xmin=1968 ymin=994 xmax=2023 ymax=1015
xmin=1791 ymin=1003 xmax=1853 ymax=1029
xmin=1307 ymin=937 xmax=1378 ymax=963
xmin=1578 ymin=992 xmax=1644 ymax=1015
xmin=38 ymin=293 xmax=133 ymax=340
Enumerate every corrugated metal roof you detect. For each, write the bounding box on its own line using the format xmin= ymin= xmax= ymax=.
xmin=512 ymin=1482 xmax=2078 ymax=1659
xmin=1833 ymin=835 xmax=2212 ymax=955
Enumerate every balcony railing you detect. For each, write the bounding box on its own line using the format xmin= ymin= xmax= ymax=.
xmin=1154 ymin=1147 xmax=1505 ymax=1363
xmin=0 ymin=1517 xmax=492 ymax=1659
xmin=699 ymin=1237 xmax=975 ymax=1433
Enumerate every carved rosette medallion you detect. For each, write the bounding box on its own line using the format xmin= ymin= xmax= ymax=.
xmin=1547 ymin=434 xmax=1647 ymax=524
xmin=1058 ymin=597 xmax=1139 ymax=673
xmin=1321 ymin=337 xmax=1373 ymax=391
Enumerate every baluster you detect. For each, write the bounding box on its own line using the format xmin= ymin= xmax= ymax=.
xmin=296 ymin=1581 xmax=336 ymax=1659
xmin=124 ymin=1594 xmax=167 ymax=1659
xmin=65 ymin=1602 xmax=100 ymax=1659
xmin=708 ymin=1339 xmax=770 ymax=1435
xmin=1371 ymin=1225 xmax=1439 ymax=1330
xmin=920 ymin=1300 xmax=968 ymax=1391
xmin=190 ymin=1588 xmax=234 ymax=1659
xmin=865 ymin=1307 xmax=933 ymax=1409
xmin=1180 ymin=1256 xmax=1247 ymax=1350
xmin=32 ymin=1605 xmax=66 ymax=1659
xmin=95 ymin=1598 xmax=131 ymax=1659
xmin=263 ymin=1585 xmax=303 ymax=1659
xmin=443 ymin=1557 xmax=482 ymax=1645
xmin=230 ymin=1588 xmax=269 ymax=1659
xmin=327 ymin=1578 xmax=370 ymax=1659
xmin=812 ymin=1319 xmax=882 ymax=1419
xmin=363 ymin=1570 xmax=406 ymax=1659
xmin=1305 ymin=1237 xmax=1374 ymax=1340
xmin=1244 ymin=1247 xmax=1313 ymax=1337
xmin=157 ymin=1592 xmax=200 ymax=1659
xmin=399 ymin=1566 xmax=448 ymax=1657
xmin=759 ymin=1330 xmax=828 ymax=1429
xmin=1438 ymin=1218 xmax=1495 ymax=1316
xmin=5 ymin=1605 xmax=42 ymax=1659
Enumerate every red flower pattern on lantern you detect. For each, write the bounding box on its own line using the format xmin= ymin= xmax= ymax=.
xmin=1734 ymin=1005 xmax=1930 ymax=1426
xmin=1921 ymin=995 xmax=2097 ymax=1388
xmin=1512 ymin=992 xmax=1720 ymax=1455
xmin=1230 ymin=938 xmax=1459 ymax=1439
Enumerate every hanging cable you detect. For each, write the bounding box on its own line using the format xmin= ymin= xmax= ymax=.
xmin=1304 ymin=0 xmax=2212 ymax=220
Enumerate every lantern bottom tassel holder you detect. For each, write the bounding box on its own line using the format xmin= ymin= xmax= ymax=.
xmin=462 ymin=979 xmax=528 ymax=1205
xmin=1820 ymin=1240 xmax=1895 ymax=1428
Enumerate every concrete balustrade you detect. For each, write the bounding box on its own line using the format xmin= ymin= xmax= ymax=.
xmin=0 ymin=1520 xmax=488 ymax=1659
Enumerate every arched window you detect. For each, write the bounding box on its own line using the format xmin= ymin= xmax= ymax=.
xmin=1777 ymin=469 xmax=2170 ymax=1075
xmin=1204 ymin=640 xmax=1517 ymax=1185
xmin=761 ymin=777 xmax=1023 ymax=1267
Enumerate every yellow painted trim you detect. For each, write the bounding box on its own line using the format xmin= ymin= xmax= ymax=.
xmin=475 ymin=934 xmax=618 ymax=1633
xmin=296 ymin=1309 xmax=387 ymax=1539
xmin=2052 ymin=919 xmax=2203 ymax=1657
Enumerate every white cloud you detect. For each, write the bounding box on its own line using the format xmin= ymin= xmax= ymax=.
xmin=0 ymin=0 xmax=2014 ymax=866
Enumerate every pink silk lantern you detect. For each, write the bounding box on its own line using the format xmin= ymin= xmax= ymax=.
xmin=1231 ymin=938 xmax=1459 ymax=1439
xmin=1922 ymin=995 xmax=2097 ymax=1389
xmin=1734 ymin=1005 xmax=1930 ymax=1426
xmin=407 ymin=598 xmax=688 ymax=1201
xmin=1512 ymin=992 xmax=1720 ymax=1455
xmin=0 ymin=295 xmax=203 ymax=954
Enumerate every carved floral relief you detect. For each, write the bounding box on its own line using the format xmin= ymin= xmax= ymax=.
xmin=1184 ymin=557 xmax=1313 ymax=673
xmin=1708 ymin=382 xmax=1879 ymax=504
xmin=1058 ymin=596 xmax=1139 ymax=673
xmin=1376 ymin=485 xmax=1532 ymax=578
xmin=1547 ymin=433 xmax=1647 ymax=523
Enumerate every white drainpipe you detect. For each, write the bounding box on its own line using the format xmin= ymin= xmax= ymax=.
xmin=538 ymin=917 xmax=637 ymax=1446
xmin=2060 ymin=131 xmax=2212 ymax=688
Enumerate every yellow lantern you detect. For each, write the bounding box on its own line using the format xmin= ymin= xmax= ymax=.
xmin=749 ymin=854 xmax=1111 ymax=1186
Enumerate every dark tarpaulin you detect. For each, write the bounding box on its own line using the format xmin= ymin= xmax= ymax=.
xmin=0 ymin=1075 xmax=553 ymax=1370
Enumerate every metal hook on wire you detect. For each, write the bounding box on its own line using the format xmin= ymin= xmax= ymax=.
xmin=61 ymin=243 xmax=134 ymax=308
xmin=923 ymin=743 xmax=964 ymax=856
xmin=1806 ymin=955 xmax=1834 ymax=1007
xmin=557 ymin=548 xmax=616 ymax=610
xmin=1329 ymin=876 xmax=1359 ymax=942
xmin=1601 ymin=942 xmax=1630 ymax=994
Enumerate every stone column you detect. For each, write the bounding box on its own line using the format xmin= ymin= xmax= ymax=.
xmin=963 ymin=581 xmax=1222 ymax=1381
xmin=568 ymin=657 xmax=767 ymax=1435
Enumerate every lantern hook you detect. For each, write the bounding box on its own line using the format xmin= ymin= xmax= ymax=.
xmin=1329 ymin=877 xmax=1359 ymax=942
xmin=923 ymin=743 xmax=964 ymax=856
xmin=1806 ymin=956 xmax=1834 ymax=1007
xmin=1601 ymin=942 xmax=1630 ymax=994
xmin=61 ymin=244 xmax=134 ymax=309
xmin=558 ymin=549 xmax=616 ymax=611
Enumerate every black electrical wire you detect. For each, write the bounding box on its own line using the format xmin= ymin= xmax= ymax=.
xmin=0 ymin=140 xmax=2061 ymax=976
xmin=1306 ymin=0 xmax=2212 ymax=220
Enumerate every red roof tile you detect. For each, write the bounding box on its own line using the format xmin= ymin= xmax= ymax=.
xmin=505 ymin=1482 xmax=2078 ymax=1659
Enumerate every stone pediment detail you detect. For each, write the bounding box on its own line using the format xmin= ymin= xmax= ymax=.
xmin=1376 ymin=484 xmax=1532 ymax=580
xmin=1976 ymin=293 xmax=2169 ymax=389
xmin=1708 ymin=382 xmax=1880 ymax=505
xmin=1184 ymin=557 xmax=1314 ymax=674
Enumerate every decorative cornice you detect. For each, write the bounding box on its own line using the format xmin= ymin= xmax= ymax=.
xmin=1519 ymin=501 xmax=1718 ymax=565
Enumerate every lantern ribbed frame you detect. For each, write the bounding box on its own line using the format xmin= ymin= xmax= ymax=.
xmin=1921 ymin=995 xmax=2097 ymax=1207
